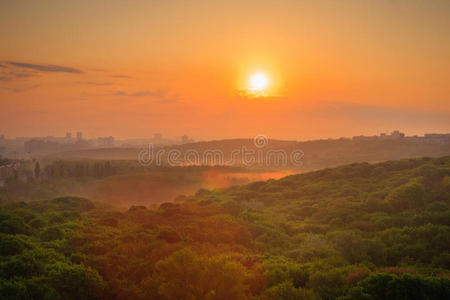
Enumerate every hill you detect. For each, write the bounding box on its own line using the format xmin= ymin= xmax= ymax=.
xmin=47 ymin=137 xmax=450 ymax=171
xmin=0 ymin=156 xmax=449 ymax=299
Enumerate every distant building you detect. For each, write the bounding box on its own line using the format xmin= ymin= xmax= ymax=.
xmin=352 ymin=131 xmax=406 ymax=141
xmin=390 ymin=130 xmax=405 ymax=139
xmin=181 ymin=135 xmax=194 ymax=144
xmin=98 ymin=136 xmax=115 ymax=148
xmin=24 ymin=139 xmax=61 ymax=153
xmin=76 ymin=132 xmax=83 ymax=140
xmin=153 ymin=133 xmax=162 ymax=144
xmin=65 ymin=132 xmax=72 ymax=139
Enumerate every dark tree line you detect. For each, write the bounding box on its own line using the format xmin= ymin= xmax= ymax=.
xmin=43 ymin=160 xmax=115 ymax=179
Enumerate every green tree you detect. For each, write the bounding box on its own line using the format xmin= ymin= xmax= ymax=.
xmin=48 ymin=262 xmax=106 ymax=300
xmin=343 ymin=273 xmax=450 ymax=300
xmin=260 ymin=281 xmax=320 ymax=300
xmin=156 ymin=249 xmax=249 ymax=300
xmin=385 ymin=181 xmax=425 ymax=210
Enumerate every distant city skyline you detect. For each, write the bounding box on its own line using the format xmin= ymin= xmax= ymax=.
xmin=1 ymin=128 xmax=450 ymax=141
xmin=1 ymin=1 xmax=449 ymax=140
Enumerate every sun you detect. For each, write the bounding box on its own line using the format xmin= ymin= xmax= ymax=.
xmin=239 ymin=71 xmax=275 ymax=98
xmin=249 ymin=73 xmax=269 ymax=92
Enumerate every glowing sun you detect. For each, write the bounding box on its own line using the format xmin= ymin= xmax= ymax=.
xmin=249 ymin=73 xmax=269 ymax=92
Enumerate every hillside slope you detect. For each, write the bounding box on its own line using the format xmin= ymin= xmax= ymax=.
xmin=47 ymin=138 xmax=450 ymax=171
xmin=1 ymin=156 xmax=449 ymax=299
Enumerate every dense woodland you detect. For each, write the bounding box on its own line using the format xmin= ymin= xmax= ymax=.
xmin=0 ymin=161 xmax=262 ymax=207
xmin=1 ymin=156 xmax=450 ymax=299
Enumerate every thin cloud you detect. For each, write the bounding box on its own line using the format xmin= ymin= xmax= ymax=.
xmin=6 ymin=61 xmax=83 ymax=74
xmin=114 ymin=88 xmax=168 ymax=97
xmin=112 ymin=74 xmax=132 ymax=79
xmin=131 ymin=91 xmax=153 ymax=97
xmin=113 ymin=88 xmax=178 ymax=103
xmin=76 ymin=81 xmax=112 ymax=86
xmin=1 ymin=84 xmax=40 ymax=93
xmin=0 ymin=70 xmax=38 ymax=81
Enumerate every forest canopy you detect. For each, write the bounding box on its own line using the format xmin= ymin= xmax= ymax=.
xmin=0 ymin=156 xmax=449 ymax=299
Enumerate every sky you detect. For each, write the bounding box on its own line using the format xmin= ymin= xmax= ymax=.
xmin=1 ymin=0 xmax=449 ymax=140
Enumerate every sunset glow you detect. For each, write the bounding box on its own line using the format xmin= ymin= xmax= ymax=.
xmin=0 ymin=1 xmax=449 ymax=140
xmin=249 ymin=73 xmax=269 ymax=92
xmin=0 ymin=2 xmax=449 ymax=299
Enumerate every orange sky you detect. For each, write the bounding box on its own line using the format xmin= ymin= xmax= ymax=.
xmin=1 ymin=0 xmax=449 ymax=140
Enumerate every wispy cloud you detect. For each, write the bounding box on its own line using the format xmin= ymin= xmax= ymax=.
xmin=0 ymin=69 xmax=38 ymax=82
xmin=6 ymin=61 xmax=83 ymax=74
xmin=112 ymin=74 xmax=131 ymax=79
xmin=114 ymin=91 xmax=127 ymax=96
xmin=113 ymin=88 xmax=178 ymax=103
xmin=114 ymin=88 xmax=169 ymax=98
xmin=1 ymin=84 xmax=40 ymax=93
xmin=76 ymin=81 xmax=112 ymax=86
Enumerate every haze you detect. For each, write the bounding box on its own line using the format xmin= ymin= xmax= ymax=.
xmin=1 ymin=0 xmax=449 ymax=140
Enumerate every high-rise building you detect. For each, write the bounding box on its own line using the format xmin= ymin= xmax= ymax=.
xmin=65 ymin=132 xmax=72 ymax=139
xmin=76 ymin=132 xmax=83 ymax=140
xmin=98 ymin=136 xmax=115 ymax=148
